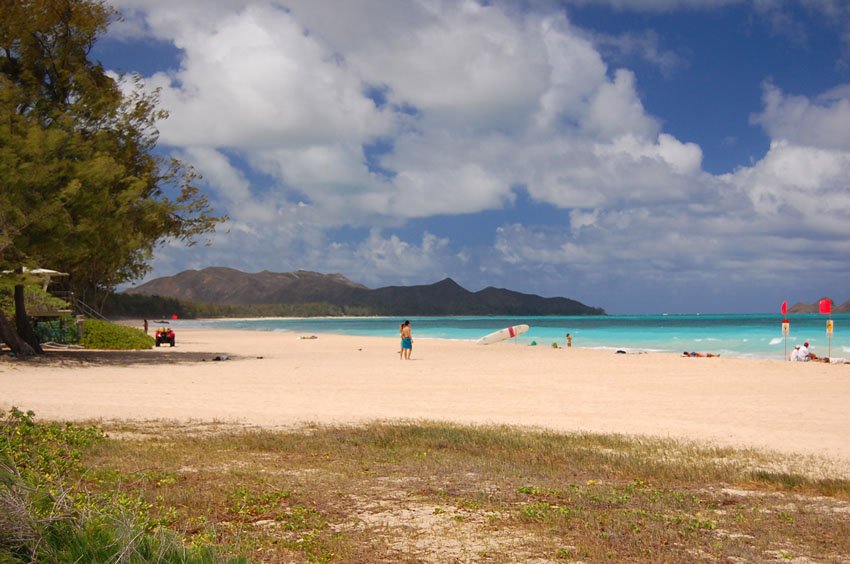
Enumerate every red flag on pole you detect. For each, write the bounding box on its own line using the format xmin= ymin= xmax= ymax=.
xmin=819 ymin=299 xmax=831 ymax=314
xmin=781 ymin=301 xmax=787 ymax=315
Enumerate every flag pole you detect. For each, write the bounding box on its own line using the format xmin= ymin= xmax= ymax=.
xmin=781 ymin=301 xmax=788 ymax=361
xmin=827 ymin=308 xmax=832 ymax=358
xmin=820 ymin=298 xmax=833 ymax=360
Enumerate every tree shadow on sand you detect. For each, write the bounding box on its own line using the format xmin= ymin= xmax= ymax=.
xmin=0 ymin=349 xmax=239 ymax=367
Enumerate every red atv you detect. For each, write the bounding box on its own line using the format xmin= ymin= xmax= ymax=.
xmin=155 ymin=327 xmax=175 ymax=347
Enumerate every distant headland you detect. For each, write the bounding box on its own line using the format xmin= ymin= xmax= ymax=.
xmin=116 ymin=267 xmax=606 ymax=317
xmin=788 ymin=299 xmax=850 ymax=314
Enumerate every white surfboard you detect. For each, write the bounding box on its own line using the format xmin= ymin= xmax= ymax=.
xmin=476 ymin=324 xmax=529 ymax=345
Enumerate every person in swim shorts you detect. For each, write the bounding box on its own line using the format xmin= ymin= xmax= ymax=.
xmin=400 ymin=320 xmax=412 ymax=360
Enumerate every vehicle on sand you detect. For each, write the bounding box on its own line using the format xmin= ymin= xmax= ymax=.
xmin=155 ymin=327 xmax=175 ymax=347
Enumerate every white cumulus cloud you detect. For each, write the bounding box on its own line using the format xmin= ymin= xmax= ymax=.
xmin=751 ymin=82 xmax=850 ymax=151
xmin=104 ymin=0 xmax=850 ymax=312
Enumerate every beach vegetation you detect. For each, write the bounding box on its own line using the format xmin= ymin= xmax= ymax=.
xmin=0 ymin=0 xmax=225 ymax=355
xmin=3 ymin=409 xmax=849 ymax=561
xmin=0 ymin=282 xmax=70 ymax=318
xmin=0 ymin=407 xmax=239 ymax=563
xmin=8 ymin=416 xmax=839 ymax=562
xmin=0 ymin=283 xmax=79 ymax=343
xmin=79 ymin=319 xmax=154 ymax=350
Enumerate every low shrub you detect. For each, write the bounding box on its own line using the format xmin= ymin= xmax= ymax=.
xmin=0 ymin=408 xmax=237 ymax=563
xmin=80 ymin=319 xmax=154 ymax=350
xmin=0 ymin=407 xmax=103 ymax=484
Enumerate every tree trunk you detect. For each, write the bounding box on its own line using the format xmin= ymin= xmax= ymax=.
xmin=96 ymin=286 xmax=111 ymax=316
xmin=0 ymin=309 xmax=35 ymax=356
xmin=14 ymin=284 xmax=43 ymax=354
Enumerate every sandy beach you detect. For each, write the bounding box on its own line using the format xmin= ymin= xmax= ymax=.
xmin=2 ymin=327 xmax=849 ymax=471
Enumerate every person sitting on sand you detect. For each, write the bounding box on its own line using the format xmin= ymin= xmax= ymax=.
xmin=400 ymin=320 xmax=412 ymax=360
xmin=790 ymin=345 xmax=802 ymax=362
xmin=799 ymin=341 xmax=821 ymax=361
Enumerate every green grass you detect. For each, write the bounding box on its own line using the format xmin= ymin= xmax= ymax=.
xmin=4 ymin=410 xmax=850 ymax=562
xmin=0 ymin=408 xmax=242 ymax=563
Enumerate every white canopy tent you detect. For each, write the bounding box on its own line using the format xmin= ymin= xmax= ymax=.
xmin=1 ymin=267 xmax=69 ymax=291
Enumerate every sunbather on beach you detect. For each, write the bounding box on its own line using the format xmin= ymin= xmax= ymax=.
xmin=799 ymin=341 xmax=828 ymax=361
xmin=790 ymin=345 xmax=803 ymax=361
xmin=682 ymin=351 xmax=719 ymax=358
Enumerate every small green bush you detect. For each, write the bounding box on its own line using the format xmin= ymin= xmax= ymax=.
xmin=80 ymin=319 xmax=154 ymax=350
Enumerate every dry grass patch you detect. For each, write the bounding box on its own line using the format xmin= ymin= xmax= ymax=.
xmin=74 ymin=421 xmax=850 ymax=562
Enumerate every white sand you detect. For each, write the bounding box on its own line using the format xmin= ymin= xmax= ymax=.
xmin=2 ymin=327 xmax=849 ymax=469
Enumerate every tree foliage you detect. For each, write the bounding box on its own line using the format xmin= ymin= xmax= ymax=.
xmin=0 ymin=0 xmax=223 ymax=306
xmin=0 ymin=0 xmax=224 ymax=353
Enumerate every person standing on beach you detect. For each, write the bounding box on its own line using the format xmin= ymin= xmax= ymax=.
xmin=566 ymin=333 xmax=572 ymax=348
xmin=400 ymin=320 xmax=413 ymax=360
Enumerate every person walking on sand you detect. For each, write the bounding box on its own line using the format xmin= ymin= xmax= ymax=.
xmin=400 ymin=320 xmax=413 ymax=360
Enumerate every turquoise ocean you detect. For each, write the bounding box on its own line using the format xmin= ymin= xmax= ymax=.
xmin=180 ymin=313 xmax=850 ymax=360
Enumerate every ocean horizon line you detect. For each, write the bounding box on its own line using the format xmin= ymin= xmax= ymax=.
xmin=167 ymin=311 xmax=848 ymax=320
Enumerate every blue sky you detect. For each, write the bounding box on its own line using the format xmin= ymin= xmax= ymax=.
xmin=97 ymin=0 xmax=850 ymax=314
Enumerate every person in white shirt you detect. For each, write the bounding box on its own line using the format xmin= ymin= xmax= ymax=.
xmin=799 ymin=342 xmax=811 ymax=361
xmin=790 ymin=345 xmax=802 ymax=361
